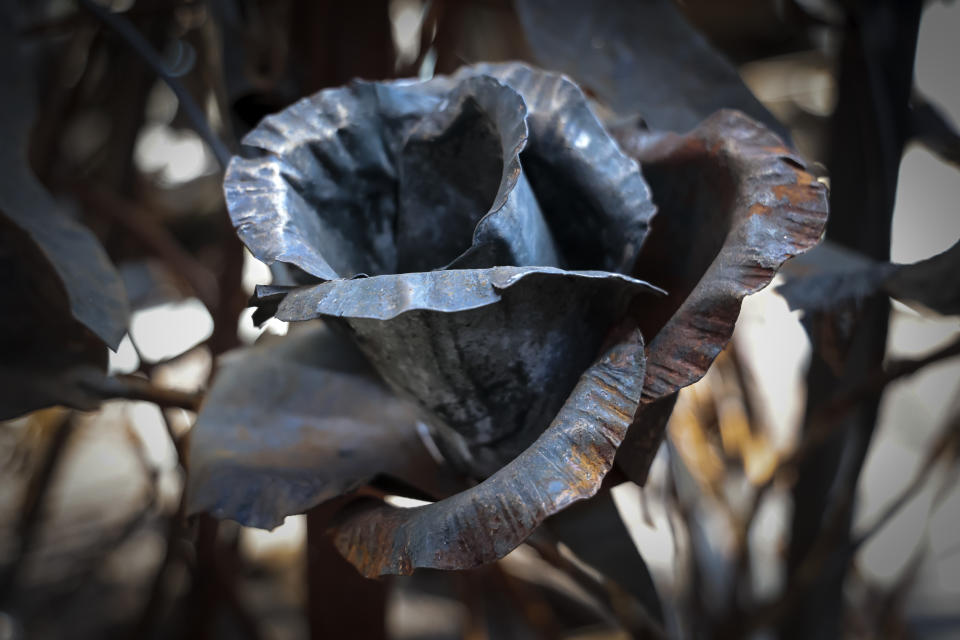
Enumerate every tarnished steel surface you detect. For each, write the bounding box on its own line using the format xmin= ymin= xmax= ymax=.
xmin=329 ymin=332 xmax=645 ymax=577
xmin=187 ymin=324 xmax=460 ymax=530
xmin=613 ymin=110 xmax=829 ymax=483
xmin=225 ymin=62 xmax=654 ymax=281
xmin=462 ymin=63 xmax=657 ymax=273
xmin=275 ymin=267 xmax=663 ymax=473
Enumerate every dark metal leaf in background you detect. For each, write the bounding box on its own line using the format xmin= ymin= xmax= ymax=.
xmin=778 ymin=237 xmax=960 ymax=316
xmin=276 ymin=267 xmax=663 ymax=474
xmin=187 ymin=323 xmax=460 ymax=529
xmin=0 ymin=17 xmax=128 ymax=419
xmin=512 ymin=0 xmax=791 ymax=141
xmin=329 ymin=331 xmax=645 ymax=577
xmin=0 ymin=22 xmax=128 ymax=351
xmin=612 ymin=110 xmax=829 ymax=483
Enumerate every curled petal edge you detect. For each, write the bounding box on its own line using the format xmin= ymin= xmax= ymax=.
xmin=614 ymin=110 xmax=829 ymax=483
xmin=328 ymin=330 xmax=646 ymax=577
xmin=275 ymin=266 xmax=664 ymax=322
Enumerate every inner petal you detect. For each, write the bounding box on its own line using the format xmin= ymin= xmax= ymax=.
xmin=395 ymin=94 xmax=504 ymax=272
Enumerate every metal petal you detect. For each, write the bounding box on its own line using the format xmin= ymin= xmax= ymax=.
xmin=329 ymin=331 xmax=646 ymax=577
xmin=611 ymin=110 xmax=829 ymax=483
xmin=225 ymin=71 xmax=563 ymax=280
xmin=275 ymin=267 xmax=663 ymax=472
xmin=461 ymin=63 xmax=657 ymax=274
xmin=396 ymin=74 xmax=560 ymax=271
xmin=225 ymin=80 xmax=446 ymax=280
xmin=187 ymin=324 xmax=458 ymax=530
xmin=225 ymin=63 xmax=656 ymax=281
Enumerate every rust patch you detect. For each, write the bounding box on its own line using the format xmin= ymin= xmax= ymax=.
xmin=615 ymin=110 xmax=829 ymax=486
xmin=772 ymin=166 xmax=820 ymax=206
xmin=761 ymin=144 xmax=793 ymax=156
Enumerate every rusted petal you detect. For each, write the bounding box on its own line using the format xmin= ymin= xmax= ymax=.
xmin=276 ymin=267 xmax=662 ymax=474
xmin=329 ymin=331 xmax=646 ymax=577
xmin=613 ymin=110 xmax=828 ymax=483
xmin=187 ymin=324 xmax=459 ymax=530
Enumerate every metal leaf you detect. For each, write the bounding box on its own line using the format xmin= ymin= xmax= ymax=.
xmin=778 ymin=238 xmax=960 ymax=317
xmin=0 ymin=23 xmax=128 ymax=351
xmin=513 ymin=0 xmax=790 ymax=141
xmin=328 ymin=331 xmax=645 ymax=577
xmin=187 ymin=324 xmax=460 ymax=529
xmin=612 ymin=110 xmax=829 ymax=483
xmin=275 ymin=267 xmax=663 ymax=474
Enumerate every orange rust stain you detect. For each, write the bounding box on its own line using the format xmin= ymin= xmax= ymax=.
xmin=772 ymin=166 xmax=821 ymax=206
xmin=762 ymin=145 xmax=793 ymax=156
xmin=566 ymin=442 xmax=615 ymax=493
xmin=749 ymin=203 xmax=772 ymax=217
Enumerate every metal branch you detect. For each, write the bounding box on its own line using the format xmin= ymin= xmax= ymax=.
xmin=78 ymin=0 xmax=232 ymax=168
xmin=910 ymin=94 xmax=960 ymax=169
xmin=81 ymin=374 xmax=204 ymax=412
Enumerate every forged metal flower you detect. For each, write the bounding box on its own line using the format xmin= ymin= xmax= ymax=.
xmin=189 ymin=62 xmax=828 ymax=578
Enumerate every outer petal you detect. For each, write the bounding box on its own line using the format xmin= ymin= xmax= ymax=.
xmin=611 ymin=110 xmax=829 ymax=483
xmin=275 ymin=267 xmax=663 ymax=473
xmin=329 ymin=331 xmax=645 ymax=577
xmin=187 ymin=324 xmax=459 ymax=529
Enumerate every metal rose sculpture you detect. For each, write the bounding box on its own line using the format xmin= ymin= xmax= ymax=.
xmin=188 ymin=63 xmax=828 ymax=578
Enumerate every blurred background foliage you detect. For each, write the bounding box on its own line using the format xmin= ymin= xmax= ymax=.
xmin=0 ymin=0 xmax=958 ymax=638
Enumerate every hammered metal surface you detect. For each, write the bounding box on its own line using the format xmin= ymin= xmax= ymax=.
xmin=217 ymin=62 xmax=828 ymax=578
xmin=276 ymin=267 xmax=662 ymax=472
xmin=225 ymin=62 xmax=654 ymax=281
xmin=612 ymin=110 xmax=829 ymax=483
xmin=329 ymin=331 xmax=645 ymax=577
